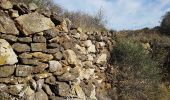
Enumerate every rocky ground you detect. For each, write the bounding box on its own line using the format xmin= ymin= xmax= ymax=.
xmin=0 ymin=0 xmax=114 ymax=100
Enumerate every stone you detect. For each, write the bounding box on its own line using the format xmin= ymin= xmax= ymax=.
xmin=0 ymin=65 xmax=15 ymax=78
xmin=47 ymin=43 xmax=61 ymax=48
xmin=33 ymin=35 xmax=46 ymax=43
xmin=32 ymin=63 xmax=48 ymax=74
xmin=57 ymin=71 xmax=78 ymax=82
xmin=35 ymin=73 xmax=52 ymax=80
xmin=63 ymin=49 xmax=78 ymax=65
xmin=84 ymin=40 xmax=93 ymax=47
xmin=57 ymin=18 xmax=71 ymax=32
xmin=49 ymin=60 xmax=62 ymax=72
xmin=75 ymin=44 xmax=87 ymax=54
xmin=19 ymin=53 xmax=32 ymax=59
xmin=44 ymin=28 xmax=59 ymax=39
xmin=72 ymin=83 xmax=86 ymax=100
xmin=33 ymin=89 xmax=48 ymax=100
xmin=62 ymin=42 xmax=75 ymax=50
xmin=1 ymin=34 xmax=18 ymax=42
xmin=0 ymin=11 xmax=19 ymax=35
xmin=77 ymin=27 xmax=83 ymax=33
xmin=31 ymin=52 xmax=53 ymax=62
xmin=29 ymin=79 xmax=37 ymax=91
xmin=18 ymin=37 xmax=32 ymax=43
xmin=43 ymin=84 xmax=53 ymax=96
xmin=54 ymin=51 xmax=63 ymax=60
xmin=88 ymin=45 xmax=96 ymax=53
xmin=16 ymin=12 xmax=55 ymax=35
xmin=37 ymin=79 xmax=44 ymax=90
xmin=13 ymin=3 xmax=30 ymax=15
xmin=45 ymin=76 xmax=56 ymax=84
xmin=12 ymin=43 xmax=30 ymax=52
xmin=0 ymin=39 xmax=18 ymax=65
xmin=80 ymin=81 xmax=94 ymax=97
xmin=96 ymin=54 xmax=107 ymax=64
xmin=0 ymin=0 xmax=13 ymax=9
xmin=15 ymin=65 xmax=32 ymax=77
xmin=0 ymin=84 xmax=7 ymax=92
xmin=83 ymin=61 xmax=94 ymax=68
xmin=28 ymin=3 xmax=38 ymax=11
xmin=31 ymin=43 xmax=47 ymax=52
xmin=73 ymin=33 xmax=80 ymax=39
xmin=50 ymin=82 xmax=71 ymax=97
xmin=21 ymin=59 xmax=40 ymax=65
xmin=24 ymin=86 xmax=35 ymax=96
xmin=45 ymin=48 xmax=59 ymax=54
xmin=50 ymin=14 xmax=62 ymax=26
xmin=80 ymin=33 xmax=88 ymax=40
xmin=79 ymin=68 xmax=95 ymax=80
xmin=7 ymin=84 xmax=24 ymax=95
xmin=9 ymin=9 xmax=19 ymax=18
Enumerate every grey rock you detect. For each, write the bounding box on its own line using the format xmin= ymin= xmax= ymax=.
xmin=33 ymin=35 xmax=46 ymax=43
xmin=18 ymin=37 xmax=32 ymax=43
xmin=45 ymin=48 xmax=59 ymax=54
xmin=12 ymin=43 xmax=30 ymax=52
xmin=43 ymin=84 xmax=53 ymax=96
xmin=16 ymin=12 xmax=55 ymax=35
xmin=37 ymin=79 xmax=44 ymax=91
xmin=0 ymin=65 xmax=15 ymax=78
xmin=15 ymin=65 xmax=32 ymax=77
xmin=49 ymin=60 xmax=62 ymax=72
xmin=33 ymin=89 xmax=48 ymax=100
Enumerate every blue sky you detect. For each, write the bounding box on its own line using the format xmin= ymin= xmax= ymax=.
xmin=54 ymin=0 xmax=170 ymax=30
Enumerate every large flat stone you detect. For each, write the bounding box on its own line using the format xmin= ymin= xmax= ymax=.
xmin=16 ymin=12 xmax=55 ymax=35
xmin=0 ymin=11 xmax=19 ymax=35
xmin=0 ymin=39 xmax=18 ymax=65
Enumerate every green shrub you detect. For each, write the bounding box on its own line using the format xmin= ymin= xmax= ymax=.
xmin=111 ymin=38 xmax=161 ymax=100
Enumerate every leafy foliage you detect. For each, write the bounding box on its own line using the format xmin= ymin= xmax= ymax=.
xmin=110 ymin=38 xmax=161 ymax=100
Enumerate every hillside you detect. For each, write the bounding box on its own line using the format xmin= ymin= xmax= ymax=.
xmin=0 ymin=0 xmax=170 ymax=100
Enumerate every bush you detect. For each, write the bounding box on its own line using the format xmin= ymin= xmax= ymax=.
xmin=63 ymin=9 xmax=106 ymax=31
xmin=110 ymin=38 xmax=161 ymax=100
xmin=161 ymin=11 xmax=170 ymax=35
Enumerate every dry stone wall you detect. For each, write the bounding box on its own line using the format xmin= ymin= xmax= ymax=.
xmin=0 ymin=1 xmax=114 ymax=100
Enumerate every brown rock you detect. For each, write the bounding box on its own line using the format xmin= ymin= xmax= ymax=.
xmin=50 ymin=82 xmax=71 ymax=97
xmin=12 ymin=43 xmax=30 ymax=52
xmin=0 ymin=11 xmax=19 ymax=35
xmin=16 ymin=12 xmax=55 ymax=35
xmin=0 ymin=65 xmax=15 ymax=78
xmin=31 ymin=43 xmax=47 ymax=52
xmin=31 ymin=52 xmax=53 ymax=62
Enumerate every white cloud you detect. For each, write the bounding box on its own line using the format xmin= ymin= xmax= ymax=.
xmin=54 ymin=0 xmax=170 ymax=30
